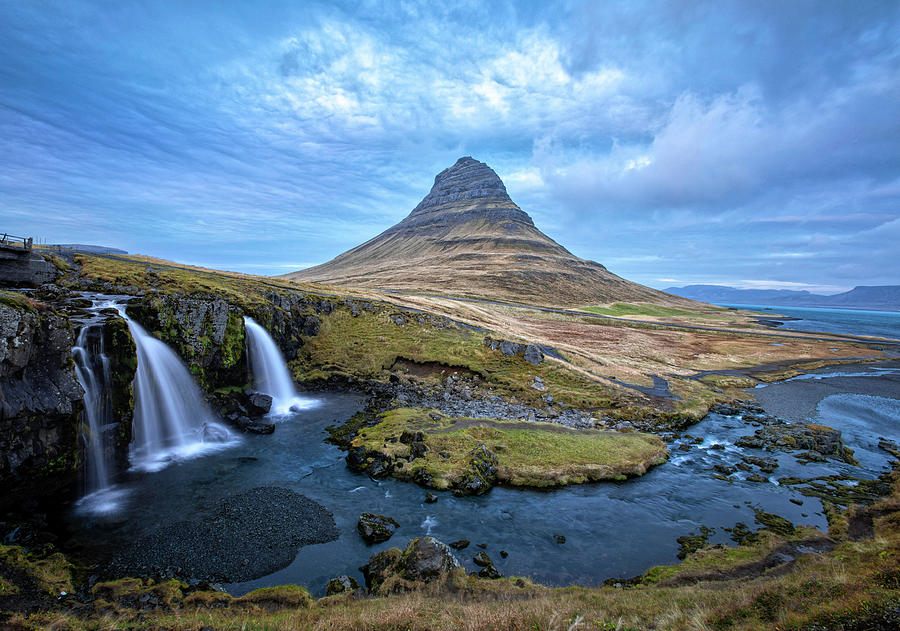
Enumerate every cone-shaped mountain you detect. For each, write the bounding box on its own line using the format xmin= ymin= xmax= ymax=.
xmin=286 ymin=157 xmax=685 ymax=307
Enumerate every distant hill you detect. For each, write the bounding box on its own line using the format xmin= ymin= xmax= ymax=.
xmin=48 ymin=244 xmax=128 ymax=254
xmin=664 ymin=284 xmax=900 ymax=312
xmin=286 ymin=157 xmax=692 ymax=308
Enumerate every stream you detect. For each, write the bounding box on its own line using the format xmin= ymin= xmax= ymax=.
xmin=62 ymin=364 xmax=899 ymax=598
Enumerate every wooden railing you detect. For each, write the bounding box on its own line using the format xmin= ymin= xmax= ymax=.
xmin=0 ymin=233 xmax=32 ymax=251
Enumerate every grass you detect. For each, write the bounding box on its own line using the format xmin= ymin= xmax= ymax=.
xmin=582 ymin=302 xmax=728 ymax=319
xmin=296 ymin=308 xmax=627 ymax=410
xmin=350 ymin=407 xmax=668 ymax=489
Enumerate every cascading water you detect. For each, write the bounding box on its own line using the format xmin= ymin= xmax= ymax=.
xmin=73 ymin=324 xmax=113 ymax=494
xmin=243 ymin=316 xmax=317 ymax=415
xmin=115 ymin=305 xmax=238 ymax=472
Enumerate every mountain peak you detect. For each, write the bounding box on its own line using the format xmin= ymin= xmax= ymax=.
xmin=401 ymin=156 xmax=532 ymax=229
xmin=286 ymin=157 xmax=685 ymax=307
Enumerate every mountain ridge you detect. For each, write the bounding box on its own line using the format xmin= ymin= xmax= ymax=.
xmin=664 ymin=284 xmax=900 ymax=311
xmin=286 ymin=157 xmax=690 ymax=308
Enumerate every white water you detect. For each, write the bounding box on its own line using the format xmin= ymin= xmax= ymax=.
xmin=72 ymin=324 xmax=113 ymax=495
xmin=243 ymin=316 xmax=318 ymax=416
xmin=116 ymin=305 xmax=238 ymax=472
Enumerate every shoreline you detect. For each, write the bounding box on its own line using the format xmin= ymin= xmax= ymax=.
xmin=750 ymin=358 xmax=900 ymax=423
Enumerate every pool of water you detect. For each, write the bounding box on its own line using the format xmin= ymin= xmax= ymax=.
xmin=64 ymin=379 xmax=899 ymax=598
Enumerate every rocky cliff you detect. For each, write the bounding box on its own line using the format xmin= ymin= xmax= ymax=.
xmin=286 ymin=157 xmax=688 ymax=307
xmin=0 ymin=297 xmax=83 ymax=507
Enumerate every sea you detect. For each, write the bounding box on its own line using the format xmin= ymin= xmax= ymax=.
xmin=718 ymin=303 xmax=900 ymax=340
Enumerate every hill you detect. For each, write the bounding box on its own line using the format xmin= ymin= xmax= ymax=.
xmin=285 ymin=157 xmax=691 ymax=308
xmin=665 ymin=284 xmax=900 ymax=311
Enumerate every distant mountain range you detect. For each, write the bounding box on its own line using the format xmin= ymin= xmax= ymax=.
xmin=664 ymin=284 xmax=900 ymax=312
xmin=287 ymin=156 xmax=690 ymax=308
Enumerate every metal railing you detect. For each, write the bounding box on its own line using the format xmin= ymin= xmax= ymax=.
xmin=0 ymin=233 xmax=32 ymax=251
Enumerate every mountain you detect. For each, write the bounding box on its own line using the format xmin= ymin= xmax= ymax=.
xmin=665 ymin=284 xmax=900 ymax=312
xmin=286 ymin=157 xmax=688 ymax=307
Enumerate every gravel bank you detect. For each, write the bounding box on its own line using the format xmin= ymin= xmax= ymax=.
xmin=751 ymin=360 xmax=900 ymax=422
xmin=110 ymin=486 xmax=338 ymax=582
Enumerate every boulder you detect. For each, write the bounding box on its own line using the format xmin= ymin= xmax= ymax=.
xmin=357 ymin=513 xmax=399 ymax=544
xmin=325 ymin=575 xmax=360 ymax=596
xmin=247 ymin=393 xmax=273 ymax=415
xmin=523 ymin=344 xmax=544 ymax=365
xmin=360 ymin=537 xmax=461 ymax=595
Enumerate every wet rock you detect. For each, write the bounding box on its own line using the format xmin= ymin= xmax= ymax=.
xmin=741 ymin=455 xmax=779 ymax=473
xmin=454 ymin=444 xmax=497 ymax=496
xmin=714 ymin=464 xmax=737 ymax=476
xmin=472 ymin=551 xmax=492 ymax=567
xmin=449 ymin=539 xmax=470 ymax=550
xmin=746 ymin=473 xmax=769 ymax=483
xmin=247 ymin=393 xmax=273 ymax=415
xmin=424 ymin=492 xmax=438 ymax=504
xmin=499 ymin=550 xmax=508 ymax=559
xmin=753 ymin=510 xmax=795 ymax=536
xmin=477 ymin=563 xmax=502 ymax=579
xmin=357 ymin=513 xmax=399 ymax=544
xmin=735 ymin=423 xmax=858 ymax=464
xmin=326 ymin=575 xmax=360 ymax=596
xmin=553 ymin=534 xmax=566 ymax=544
xmin=360 ymin=537 xmax=461 ymax=595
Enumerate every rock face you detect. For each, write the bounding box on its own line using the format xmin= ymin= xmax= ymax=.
xmin=286 ymin=157 xmax=692 ymax=307
xmin=0 ymin=300 xmax=83 ymax=507
xmin=0 ymin=250 xmax=59 ymax=287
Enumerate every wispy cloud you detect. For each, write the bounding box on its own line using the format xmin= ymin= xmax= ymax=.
xmin=0 ymin=0 xmax=898 ymax=285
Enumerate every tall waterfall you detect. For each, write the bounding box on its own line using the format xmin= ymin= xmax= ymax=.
xmin=115 ymin=305 xmax=238 ymax=472
xmin=243 ymin=316 xmax=317 ymax=415
xmin=73 ymin=323 xmax=114 ymax=495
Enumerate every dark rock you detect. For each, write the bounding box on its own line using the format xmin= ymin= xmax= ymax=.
xmin=301 ymin=315 xmax=320 ymax=337
xmin=713 ymin=464 xmax=737 ymax=476
xmin=453 ymin=443 xmax=497 ymax=496
xmin=449 ymin=540 xmax=470 ymax=550
xmin=554 ymin=534 xmax=566 ymax=544
xmin=360 ymin=536 xmax=461 ymax=595
xmin=741 ymin=455 xmax=779 ymax=473
xmin=499 ymin=550 xmax=508 ymax=559
xmin=357 ymin=513 xmax=399 ymax=544
xmin=499 ymin=340 xmax=524 ymax=357
xmin=325 ymin=575 xmax=360 ymax=596
xmin=247 ymin=393 xmax=273 ymax=415
xmin=424 ymin=492 xmax=438 ymax=504
xmin=472 ymin=551 xmax=492 ymax=567
xmin=736 ymin=423 xmax=858 ymax=464
xmin=523 ymin=344 xmax=544 ymax=365
xmin=477 ymin=564 xmax=502 ymax=579
xmin=746 ymin=473 xmax=769 ymax=483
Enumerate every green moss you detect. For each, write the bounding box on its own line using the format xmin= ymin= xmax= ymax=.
xmin=349 ymin=407 xmax=667 ymax=490
xmin=220 ymin=310 xmax=245 ymax=370
xmin=91 ymin=577 xmax=187 ymax=608
xmin=238 ymin=585 xmax=313 ymax=608
xmin=0 ymin=575 xmax=20 ymax=596
xmin=0 ymin=545 xmax=73 ymax=596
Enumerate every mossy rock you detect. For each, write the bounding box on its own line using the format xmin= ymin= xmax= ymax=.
xmin=238 ymin=585 xmax=312 ymax=609
xmin=0 ymin=545 xmax=73 ymax=596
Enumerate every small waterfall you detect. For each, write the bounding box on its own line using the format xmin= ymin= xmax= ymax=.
xmin=115 ymin=305 xmax=238 ymax=472
xmin=73 ymin=324 xmax=114 ymax=495
xmin=243 ymin=316 xmax=317 ymax=415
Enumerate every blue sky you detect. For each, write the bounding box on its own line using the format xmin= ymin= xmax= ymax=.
xmin=1 ymin=1 xmax=898 ymax=293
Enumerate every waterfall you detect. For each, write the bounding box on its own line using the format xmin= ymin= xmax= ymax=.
xmin=243 ymin=316 xmax=317 ymax=415
xmin=73 ymin=323 xmax=113 ymax=494
xmin=115 ymin=305 xmax=238 ymax=472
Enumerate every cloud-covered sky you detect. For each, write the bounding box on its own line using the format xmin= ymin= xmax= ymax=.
xmin=2 ymin=0 xmax=898 ymax=293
